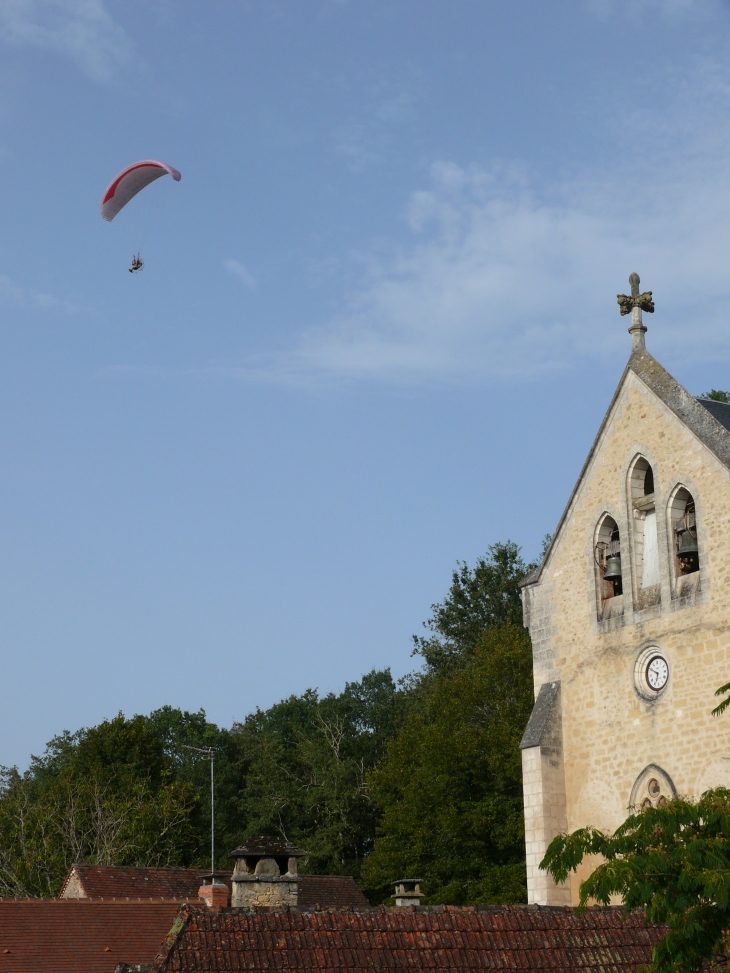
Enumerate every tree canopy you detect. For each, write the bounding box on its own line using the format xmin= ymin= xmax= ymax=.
xmin=541 ymin=790 xmax=730 ymax=973
xmin=412 ymin=541 xmax=529 ymax=677
xmin=232 ymin=669 xmax=405 ymax=884
xmin=362 ymin=624 xmax=533 ymax=904
xmin=0 ymin=674 xmax=406 ymax=897
xmin=0 ymin=712 xmax=200 ymax=897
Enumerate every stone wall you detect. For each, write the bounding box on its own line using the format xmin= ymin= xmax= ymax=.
xmin=230 ymin=878 xmax=299 ymax=908
xmin=59 ymin=869 xmax=85 ymax=899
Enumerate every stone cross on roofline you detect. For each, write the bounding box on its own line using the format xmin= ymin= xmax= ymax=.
xmin=617 ymin=272 xmax=654 ymax=351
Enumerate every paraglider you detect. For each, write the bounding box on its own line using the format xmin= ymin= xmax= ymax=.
xmin=100 ymin=160 xmax=181 ymax=271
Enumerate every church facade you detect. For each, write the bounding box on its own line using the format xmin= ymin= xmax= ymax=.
xmin=519 ymin=275 xmax=730 ymax=905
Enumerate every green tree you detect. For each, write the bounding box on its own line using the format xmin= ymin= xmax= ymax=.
xmin=0 ymin=711 xmax=207 ymax=895
xmin=362 ymin=625 xmax=533 ymax=904
xmin=412 ymin=541 xmax=529 ymax=677
xmin=699 ymin=389 xmax=730 ymax=402
xmin=0 ymin=763 xmax=196 ymax=897
xmin=541 ymin=789 xmax=730 ymax=973
xmin=47 ymin=712 xmax=170 ymax=785
xmin=0 ymin=676 xmax=407 ymax=895
xmin=0 ymin=538 xmax=538 ymax=900
xmin=230 ymin=669 xmax=406 ymax=882
xmin=141 ymin=706 xmax=240 ymax=868
xmin=711 ymin=681 xmax=730 ymax=717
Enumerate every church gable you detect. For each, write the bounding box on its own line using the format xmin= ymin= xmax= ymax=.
xmin=527 ymin=351 xmax=730 ymax=678
xmin=525 ymin=348 xmax=730 ymax=596
xmin=522 ymin=358 xmax=730 ymax=696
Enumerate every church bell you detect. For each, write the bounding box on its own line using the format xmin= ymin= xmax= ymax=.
xmin=603 ymin=553 xmax=622 ymax=581
xmin=677 ymin=528 xmax=698 ymax=558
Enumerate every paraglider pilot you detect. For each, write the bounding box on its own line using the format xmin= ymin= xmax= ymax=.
xmin=100 ymin=160 xmax=181 ymax=274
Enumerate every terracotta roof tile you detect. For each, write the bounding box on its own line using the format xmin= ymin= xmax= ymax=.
xmin=0 ymin=898 xmax=185 ymax=973
xmin=152 ymin=904 xmax=667 ymax=972
xmin=297 ymin=877 xmax=368 ymax=910
xmin=60 ymin=865 xmax=225 ymax=900
xmin=61 ymin=866 xmax=369 ymax=910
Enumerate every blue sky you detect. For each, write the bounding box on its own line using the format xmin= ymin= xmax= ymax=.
xmin=1 ymin=0 xmax=730 ymax=767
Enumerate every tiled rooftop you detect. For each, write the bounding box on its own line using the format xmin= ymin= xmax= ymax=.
xmin=61 ymin=865 xmax=369 ymax=910
xmin=295 ymin=876 xmax=369 ymax=910
xmin=60 ymin=865 xmax=214 ymax=901
xmin=0 ymin=898 xmax=186 ymax=973
xmin=153 ymin=904 xmax=667 ymax=972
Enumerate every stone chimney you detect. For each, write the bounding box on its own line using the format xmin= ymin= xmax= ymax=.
xmin=197 ymin=872 xmax=230 ymax=909
xmin=229 ymin=835 xmax=306 ymax=908
xmin=393 ymin=878 xmax=423 ymax=907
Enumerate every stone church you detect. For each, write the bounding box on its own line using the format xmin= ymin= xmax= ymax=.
xmin=519 ymin=273 xmax=730 ymax=906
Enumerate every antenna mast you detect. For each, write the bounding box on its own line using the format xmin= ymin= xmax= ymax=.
xmin=183 ymin=745 xmax=218 ymax=874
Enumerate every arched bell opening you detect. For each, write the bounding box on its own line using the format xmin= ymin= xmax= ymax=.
xmin=594 ymin=514 xmax=623 ymax=602
xmin=627 ymin=456 xmax=660 ymax=592
xmin=667 ymin=486 xmax=699 ymax=577
xmin=629 ymin=455 xmax=655 ymax=501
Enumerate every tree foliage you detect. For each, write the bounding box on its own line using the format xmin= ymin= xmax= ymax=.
xmin=541 ymin=789 xmax=730 ymax=973
xmin=363 ymin=624 xmax=533 ymax=904
xmin=0 ymin=714 xmax=199 ymax=897
xmin=0 ymin=674 xmax=404 ymax=896
xmin=231 ymin=669 xmax=405 ymax=882
xmin=699 ymin=389 xmax=730 ymax=403
xmin=711 ymin=681 xmax=730 ymax=717
xmin=412 ymin=541 xmax=529 ymax=677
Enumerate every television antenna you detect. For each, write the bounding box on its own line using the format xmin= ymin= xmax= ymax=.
xmin=182 ymin=745 xmax=218 ymax=874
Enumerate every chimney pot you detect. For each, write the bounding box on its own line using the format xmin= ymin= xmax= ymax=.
xmin=393 ymin=878 xmax=423 ymax=908
xmin=229 ymin=836 xmax=306 ymax=908
xmin=198 ymin=872 xmax=230 ymax=910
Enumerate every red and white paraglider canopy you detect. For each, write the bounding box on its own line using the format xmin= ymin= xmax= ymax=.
xmin=100 ymin=160 xmax=181 ymax=222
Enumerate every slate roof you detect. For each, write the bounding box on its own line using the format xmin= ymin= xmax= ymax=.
xmin=230 ymin=835 xmax=306 ymax=858
xmin=60 ymin=864 xmax=370 ymax=910
xmin=0 ymin=898 xmax=185 ymax=973
xmin=519 ymin=681 xmax=560 ymax=750
xmin=152 ymin=903 xmax=666 ymax=972
xmin=697 ymin=397 xmax=730 ymax=434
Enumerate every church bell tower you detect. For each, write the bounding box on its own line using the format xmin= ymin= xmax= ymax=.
xmin=519 ymin=275 xmax=730 ymax=905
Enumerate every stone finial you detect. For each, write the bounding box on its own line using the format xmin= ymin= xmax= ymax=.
xmin=617 ymin=272 xmax=654 ymax=315
xmin=617 ymin=272 xmax=654 ymax=351
xmin=393 ymin=878 xmax=423 ymax=907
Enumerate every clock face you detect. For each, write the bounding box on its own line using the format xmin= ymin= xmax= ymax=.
xmin=646 ymin=655 xmax=668 ymax=691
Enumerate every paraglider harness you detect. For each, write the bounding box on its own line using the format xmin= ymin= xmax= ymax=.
xmin=129 ymin=253 xmax=144 ymax=273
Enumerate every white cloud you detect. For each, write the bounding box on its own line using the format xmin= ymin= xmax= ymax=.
xmin=586 ymin=0 xmax=721 ymax=18
xmin=0 ymin=274 xmax=76 ymax=312
xmin=224 ymin=259 xmax=257 ymax=289
xmin=0 ymin=0 xmax=132 ymax=82
xmin=237 ymin=55 xmax=730 ymax=387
